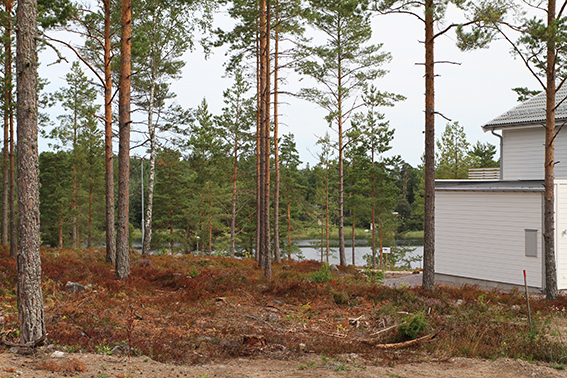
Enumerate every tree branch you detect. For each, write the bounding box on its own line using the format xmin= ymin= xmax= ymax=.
xmin=42 ymin=34 xmax=106 ymax=87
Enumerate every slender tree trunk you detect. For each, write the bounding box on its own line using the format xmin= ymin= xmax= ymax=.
xmin=544 ymin=0 xmax=558 ymax=300
xmin=422 ymin=0 xmax=435 ymax=291
xmin=208 ymin=182 xmax=212 ymax=256
xmin=337 ymin=50 xmax=346 ymax=266
xmin=58 ymin=208 xmax=63 ymax=248
xmin=320 ymin=215 xmax=324 ymax=262
xmin=273 ymin=9 xmax=281 ymax=264
xmin=2 ymin=0 xmax=10 ymax=246
xmin=255 ymin=35 xmax=261 ymax=262
xmin=16 ymin=0 xmax=45 ymax=344
xmin=169 ymin=210 xmax=173 ymax=250
xmin=379 ymin=227 xmax=384 ymax=268
xmin=286 ymin=198 xmax=291 ymax=259
xmin=3 ymin=0 xmax=14 ymax=254
xmin=326 ymin=165 xmax=330 ymax=264
xmin=351 ymin=207 xmax=355 ymax=266
xmin=116 ymin=0 xmax=132 ymax=280
xmin=142 ymin=7 xmax=159 ymax=257
xmin=72 ymin=117 xmax=78 ymax=249
xmin=372 ymin=151 xmax=377 ymax=268
xmin=200 ymin=192 xmax=205 ymax=254
xmin=9 ymin=102 xmax=15 ymax=258
xmin=230 ymin=134 xmax=238 ymax=257
xmin=372 ymin=203 xmax=377 ymax=268
xmin=104 ymin=0 xmax=116 ymax=264
xmin=72 ymin=162 xmax=77 ymax=248
xmin=87 ymin=186 xmax=92 ymax=248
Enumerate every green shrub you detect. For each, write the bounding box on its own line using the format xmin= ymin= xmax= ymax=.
xmin=309 ymin=263 xmax=332 ymax=283
xmin=398 ymin=312 xmax=428 ymax=340
xmin=364 ymin=268 xmax=384 ymax=284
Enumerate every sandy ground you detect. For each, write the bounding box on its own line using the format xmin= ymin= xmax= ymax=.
xmin=0 ymin=350 xmax=565 ymax=378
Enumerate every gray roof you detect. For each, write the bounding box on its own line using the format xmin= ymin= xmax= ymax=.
xmin=436 ymin=179 xmax=544 ymax=192
xmin=482 ymin=85 xmax=567 ymax=129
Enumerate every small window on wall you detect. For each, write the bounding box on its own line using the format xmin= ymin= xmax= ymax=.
xmin=525 ymin=229 xmax=538 ymax=257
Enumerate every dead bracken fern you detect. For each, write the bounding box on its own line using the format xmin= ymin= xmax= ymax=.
xmin=0 ymin=246 xmax=565 ymax=366
xmin=35 ymin=357 xmax=87 ymax=373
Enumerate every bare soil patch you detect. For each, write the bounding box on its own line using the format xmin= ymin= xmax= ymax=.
xmin=0 ymin=351 xmax=564 ymax=378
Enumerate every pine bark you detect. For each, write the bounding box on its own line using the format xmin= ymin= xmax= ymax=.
xmin=273 ymin=12 xmax=281 ymax=264
xmin=258 ymin=0 xmax=271 ymax=278
xmin=116 ymin=0 xmax=132 ymax=280
xmin=255 ymin=37 xmax=261 ymax=262
xmin=2 ymin=6 xmax=9 ymax=246
xmin=104 ymin=0 xmax=116 ymax=264
xmin=422 ymin=0 xmax=436 ymax=291
xmin=9 ymin=97 xmax=15 ymax=258
xmin=16 ymin=0 xmax=45 ymax=344
xmin=544 ymin=0 xmax=558 ymax=300
xmin=337 ymin=42 xmax=346 ymax=266
xmin=3 ymin=0 xmax=13 ymax=251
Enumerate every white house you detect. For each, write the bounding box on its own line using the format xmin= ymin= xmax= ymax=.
xmin=435 ymin=86 xmax=567 ymax=291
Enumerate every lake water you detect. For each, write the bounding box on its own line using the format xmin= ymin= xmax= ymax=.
xmin=132 ymin=237 xmax=424 ymax=269
xmin=293 ymin=239 xmax=423 ymax=269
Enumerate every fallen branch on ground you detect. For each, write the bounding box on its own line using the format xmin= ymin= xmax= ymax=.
xmin=374 ymin=333 xmax=438 ymax=349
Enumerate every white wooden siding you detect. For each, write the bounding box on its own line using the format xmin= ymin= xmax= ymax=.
xmin=436 ymin=191 xmax=543 ymax=288
xmin=502 ymin=127 xmax=567 ymax=180
xmin=556 ymin=180 xmax=567 ymax=289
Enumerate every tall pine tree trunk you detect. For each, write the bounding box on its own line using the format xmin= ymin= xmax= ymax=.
xmin=422 ymin=0 xmax=435 ymax=291
xmin=116 ymin=0 xmax=132 ymax=280
xmin=2 ymin=0 xmax=12 ymax=249
xmin=255 ymin=37 xmax=261 ymax=262
xmin=273 ymin=10 xmax=281 ymax=264
xmin=9 ymin=98 xmax=15 ymax=258
xmin=2 ymin=0 xmax=9 ymax=246
xmin=258 ymin=0 xmax=271 ymax=278
xmin=544 ymin=0 xmax=558 ymax=300
xmin=16 ymin=0 xmax=45 ymax=344
xmin=337 ymin=39 xmax=346 ymax=266
xmin=142 ymin=7 xmax=159 ymax=257
xmin=104 ymin=0 xmax=116 ymax=264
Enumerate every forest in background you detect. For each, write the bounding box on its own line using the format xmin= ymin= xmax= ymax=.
xmin=1 ymin=0 xmax=503 ymax=261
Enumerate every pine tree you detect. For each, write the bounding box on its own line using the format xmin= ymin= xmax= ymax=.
xmin=47 ymin=61 xmax=100 ymax=249
xmin=16 ymin=0 xmax=46 ymax=345
xmin=435 ymin=122 xmax=471 ymax=179
xmin=296 ymin=0 xmax=391 ymax=266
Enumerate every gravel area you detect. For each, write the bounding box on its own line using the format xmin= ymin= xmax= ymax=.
xmin=383 ymin=272 xmax=423 ymax=287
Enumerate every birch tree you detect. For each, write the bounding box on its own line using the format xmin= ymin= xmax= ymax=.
xmin=131 ymin=0 xmax=212 ymax=256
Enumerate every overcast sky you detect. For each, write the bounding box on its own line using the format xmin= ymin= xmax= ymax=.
xmin=38 ymin=4 xmax=539 ymax=168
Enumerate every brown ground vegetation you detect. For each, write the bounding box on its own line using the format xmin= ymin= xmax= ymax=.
xmin=0 ymin=246 xmax=566 ymax=374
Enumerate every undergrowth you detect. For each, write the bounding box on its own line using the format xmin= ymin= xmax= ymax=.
xmin=0 ymin=246 xmax=566 ymax=366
